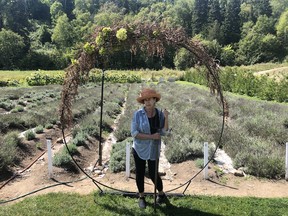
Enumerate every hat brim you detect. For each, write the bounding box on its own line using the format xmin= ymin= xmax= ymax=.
xmin=137 ymin=93 xmax=161 ymax=104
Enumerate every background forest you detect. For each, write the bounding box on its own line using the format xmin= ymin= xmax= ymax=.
xmin=0 ymin=0 xmax=288 ymax=70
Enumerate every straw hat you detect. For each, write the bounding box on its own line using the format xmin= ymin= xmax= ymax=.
xmin=137 ymin=88 xmax=161 ymax=104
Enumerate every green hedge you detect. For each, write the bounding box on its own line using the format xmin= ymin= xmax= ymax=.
xmin=184 ymin=66 xmax=288 ymax=103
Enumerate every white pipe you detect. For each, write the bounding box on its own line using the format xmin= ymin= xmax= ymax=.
xmin=126 ymin=142 xmax=131 ymax=178
xmin=285 ymin=142 xmax=288 ymax=181
xmin=47 ymin=139 xmax=53 ymax=178
xmin=204 ymin=142 xmax=209 ymax=180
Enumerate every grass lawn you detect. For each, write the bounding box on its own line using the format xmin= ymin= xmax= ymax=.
xmin=0 ymin=70 xmax=64 ymax=85
xmin=0 ymin=191 xmax=288 ymax=216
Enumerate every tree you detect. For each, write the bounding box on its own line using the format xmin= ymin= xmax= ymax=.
xmin=270 ymin=0 xmax=288 ymax=18
xmin=50 ymin=1 xmax=64 ymax=24
xmin=133 ymin=2 xmax=170 ymax=23
xmin=73 ymin=0 xmax=100 ymax=16
xmin=174 ymin=47 xmax=196 ymax=70
xmin=0 ymin=29 xmax=25 ymax=69
xmin=221 ymin=45 xmax=235 ymax=66
xmin=253 ymin=15 xmax=275 ymax=35
xmin=72 ymin=12 xmax=93 ymax=42
xmin=58 ymin=0 xmax=75 ymax=20
xmin=0 ymin=0 xmax=31 ymax=37
xmin=51 ymin=14 xmax=75 ymax=49
xmin=222 ymin=0 xmax=241 ymax=45
xmin=253 ymin=0 xmax=272 ymax=18
xmin=208 ymin=0 xmax=222 ymax=24
xmin=239 ymin=2 xmax=254 ymax=23
xmin=27 ymin=0 xmax=51 ymax=22
xmin=237 ymin=16 xmax=283 ymax=64
xmin=166 ymin=0 xmax=194 ymax=36
xmin=206 ymin=0 xmax=223 ymax=42
xmin=191 ymin=0 xmax=208 ymax=35
xmin=276 ymin=9 xmax=288 ymax=47
xmin=207 ymin=20 xmax=223 ymax=43
xmin=94 ymin=2 xmax=124 ymax=26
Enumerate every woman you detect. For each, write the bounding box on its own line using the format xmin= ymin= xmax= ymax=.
xmin=131 ymin=88 xmax=170 ymax=209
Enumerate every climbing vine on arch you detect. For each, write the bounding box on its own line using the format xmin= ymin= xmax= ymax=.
xmin=60 ymin=21 xmax=229 ymax=128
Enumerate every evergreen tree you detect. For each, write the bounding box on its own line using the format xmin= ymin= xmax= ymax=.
xmin=191 ymin=0 xmax=208 ymax=35
xmin=222 ymin=0 xmax=241 ymax=45
xmin=208 ymin=0 xmax=222 ymax=24
xmin=0 ymin=0 xmax=31 ymax=37
xmin=270 ymin=0 xmax=288 ymax=18
xmin=239 ymin=2 xmax=254 ymax=23
xmin=207 ymin=0 xmax=223 ymax=42
xmin=254 ymin=0 xmax=272 ymax=18
xmin=168 ymin=0 xmax=194 ymax=36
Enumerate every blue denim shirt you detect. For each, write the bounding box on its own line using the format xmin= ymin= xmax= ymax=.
xmin=131 ymin=107 xmax=166 ymax=160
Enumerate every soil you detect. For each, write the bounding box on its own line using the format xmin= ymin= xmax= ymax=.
xmin=1 ymin=125 xmax=288 ymax=204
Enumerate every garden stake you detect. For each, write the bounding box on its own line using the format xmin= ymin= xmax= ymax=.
xmin=154 ymin=141 xmax=159 ymax=212
xmin=99 ymin=69 xmax=105 ymax=166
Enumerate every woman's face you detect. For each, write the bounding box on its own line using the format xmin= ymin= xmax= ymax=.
xmin=143 ymin=97 xmax=156 ymax=108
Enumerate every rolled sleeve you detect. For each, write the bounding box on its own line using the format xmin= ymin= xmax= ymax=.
xmin=131 ymin=112 xmax=139 ymax=138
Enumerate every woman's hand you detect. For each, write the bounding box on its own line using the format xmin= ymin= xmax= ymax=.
xmin=151 ymin=133 xmax=161 ymax=140
xmin=163 ymin=109 xmax=169 ymax=119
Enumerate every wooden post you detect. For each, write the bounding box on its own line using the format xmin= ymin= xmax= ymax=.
xmin=285 ymin=142 xmax=288 ymax=181
xmin=204 ymin=142 xmax=209 ymax=180
xmin=46 ymin=139 xmax=53 ymax=178
xmin=125 ymin=142 xmax=130 ymax=178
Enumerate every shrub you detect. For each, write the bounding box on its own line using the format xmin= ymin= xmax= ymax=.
xmin=195 ymin=158 xmax=204 ymax=169
xmin=53 ymin=151 xmax=72 ymax=167
xmin=243 ymin=153 xmax=285 ymax=179
xmin=165 ymin=137 xmax=205 ymax=163
xmin=26 ymin=72 xmax=64 ymax=86
xmin=109 ymin=138 xmax=135 ymax=173
xmin=0 ymin=101 xmax=15 ymax=111
xmin=35 ymin=125 xmax=44 ymax=134
xmin=53 ymin=144 xmax=78 ymax=167
xmin=72 ymin=131 xmax=87 ymax=146
xmin=25 ymin=130 xmax=36 ymax=140
xmin=0 ymin=131 xmax=21 ymax=171
xmin=36 ymin=142 xmax=43 ymax=150
xmin=63 ymin=143 xmax=79 ymax=155
xmin=45 ymin=123 xmax=54 ymax=129
xmin=11 ymin=106 xmax=24 ymax=113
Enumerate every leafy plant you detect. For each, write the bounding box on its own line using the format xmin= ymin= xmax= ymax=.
xmin=0 ymin=131 xmax=21 ymax=171
xmin=109 ymin=138 xmax=135 ymax=173
xmin=45 ymin=123 xmax=54 ymax=129
xmin=25 ymin=130 xmax=36 ymax=141
xmin=72 ymin=131 xmax=87 ymax=146
xmin=35 ymin=125 xmax=44 ymax=134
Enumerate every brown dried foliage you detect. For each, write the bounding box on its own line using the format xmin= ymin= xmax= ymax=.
xmin=60 ymin=22 xmax=228 ymax=128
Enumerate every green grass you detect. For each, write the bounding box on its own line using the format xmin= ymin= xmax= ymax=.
xmin=237 ymin=62 xmax=288 ymax=73
xmin=0 ymin=70 xmax=64 ymax=82
xmin=0 ymin=191 xmax=287 ymax=216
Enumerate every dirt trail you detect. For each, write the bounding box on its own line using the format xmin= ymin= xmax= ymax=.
xmin=253 ymin=66 xmax=288 ymax=77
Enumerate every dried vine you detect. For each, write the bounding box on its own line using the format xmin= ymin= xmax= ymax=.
xmin=60 ymin=22 xmax=229 ymax=128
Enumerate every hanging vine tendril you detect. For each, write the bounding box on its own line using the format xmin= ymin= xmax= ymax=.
xmin=60 ymin=22 xmax=229 ymax=128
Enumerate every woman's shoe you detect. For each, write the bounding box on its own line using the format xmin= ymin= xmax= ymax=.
xmin=138 ymin=197 xmax=146 ymax=209
xmin=156 ymin=193 xmax=167 ymax=205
